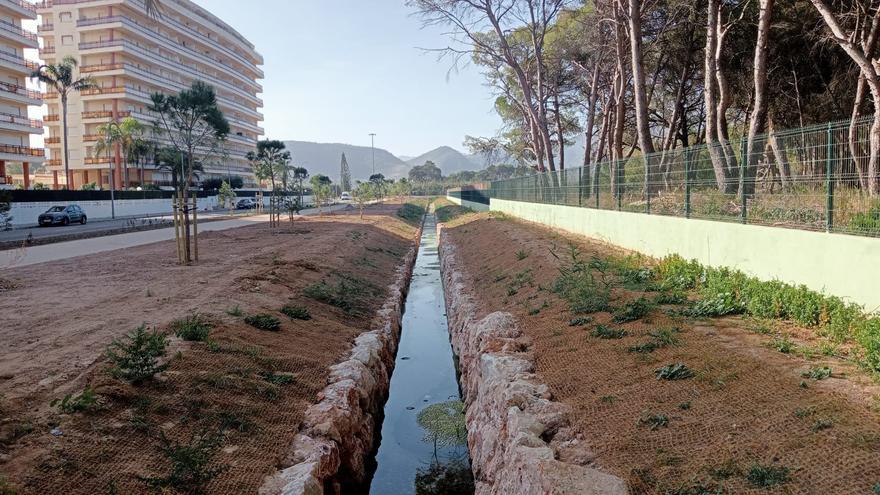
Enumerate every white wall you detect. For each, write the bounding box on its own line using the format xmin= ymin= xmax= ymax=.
xmin=491 ymin=198 xmax=880 ymax=311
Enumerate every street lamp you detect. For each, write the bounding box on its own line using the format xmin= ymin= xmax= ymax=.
xmin=369 ymin=133 xmax=376 ymax=175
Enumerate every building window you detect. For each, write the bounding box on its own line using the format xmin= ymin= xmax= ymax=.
xmin=59 ymin=12 xmax=72 ymax=22
xmin=61 ymin=35 xmax=73 ymax=46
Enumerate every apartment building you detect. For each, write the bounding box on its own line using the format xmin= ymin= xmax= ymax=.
xmin=37 ymin=0 xmax=263 ymax=189
xmin=0 ymin=0 xmax=44 ymax=189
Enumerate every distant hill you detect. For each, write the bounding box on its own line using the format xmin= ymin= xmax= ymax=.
xmin=405 ymin=146 xmax=479 ymax=175
xmin=283 ymin=141 xmax=410 ymax=182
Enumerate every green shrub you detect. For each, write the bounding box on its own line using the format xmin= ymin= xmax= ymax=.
xmin=655 ymin=291 xmax=687 ymax=305
xmin=857 ymin=318 xmax=880 ymax=372
xmin=281 ymin=305 xmax=311 ymax=320
xmin=746 ymin=463 xmax=791 ymax=487
xmin=141 ymin=431 xmax=226 ymax=493
xmin=656 ymin=255 xmax=703 ymax=291
xmin=848 ymin=202 xmax=880 ymax=234
xmin=801 ymin=366 xmax=832 ymax=380
xmin=551 ymin=244 xmax=611 ymax=314
xmin=569 ymin=316 xmax=594 ymax=327
xmin=244 ymin=314 xmax=281 ymax=331
xmin=304 ymin=273 xmax=379 ymax=314
xmin=397 ymin=203 xmax=426 ymax=223
xmin=655 ymin=363 xmax=694 ymax=380
xmin=51 ymin=387 xmax=98 ymax=414
xmin=106 ymin=325 xmax=169 ymax=383
xmin=590 ymin=325 xmax=627 ymax=339
xmin=612 ymin=297 xmax=655 ymax=323
xmin=172 ymin=314 xmax=212 ymax=342
xmin=225 ymin=305 xmax=243 ymax=317
xmin=638 ymin=413 xmax=669 ymax=430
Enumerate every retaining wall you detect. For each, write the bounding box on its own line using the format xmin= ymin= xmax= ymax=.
xmin=259 ymin=224 xmax=421 ymax=495
xmin=491 ymin=198 xmax=880 ymax=311
xmin=446 ymin=194 xmax=490 ymax=212
xmin=438 ymin=224 xmax=627 ymax=495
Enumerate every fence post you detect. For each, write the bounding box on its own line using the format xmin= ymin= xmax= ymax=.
xmin=595 ymin=166 xmax=600 ymax=209
xmin=739 ymin=138 xmax=747 ymax=224
xmin=645 ymin=155 xmax=651 ymax=214
xmin=826 ymin=122 xmax=834 ymax=233
xmin=684 ymin=148 xmax=691 ymax=219
xmin=616 ymin=162 xmax=622 ymax=211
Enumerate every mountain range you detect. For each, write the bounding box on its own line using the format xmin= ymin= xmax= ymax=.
xmin=282 ymin=138 xmax=588 ymax=184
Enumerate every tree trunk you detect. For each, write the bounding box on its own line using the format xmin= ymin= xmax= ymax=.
xmin=704 ymin=0 xmax=731 ymax=192
xmin=182 ymin=150 xmax=192 ymax=264
xmin=745 ymin=0 xmax=774 ymax=197
xmin=767 ymin=119 xmax=791 ymax=188
xmin=627 ymin=0 xmax=656 ymax=197
xmin=62 ymin=94 xmax=71 ymax=190
xmin=581 ymin=65 xmax=601 ymax=200
xmin=715 ymin=24 xmax=739 ymax=183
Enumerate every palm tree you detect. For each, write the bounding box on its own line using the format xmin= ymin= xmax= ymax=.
xmin=93 ymin=121 xmax=121 ymax=189
xmin=143 ymin=0 xmax=162 ymax=17
xmin=31 ymin=56 xmax=97 ymax=189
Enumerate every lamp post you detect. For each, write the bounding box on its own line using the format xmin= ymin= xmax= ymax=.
xmin=369 ymin=133 xmax=376 ymax=175
xmin=105 ymin=124 xmax=116 ymax=219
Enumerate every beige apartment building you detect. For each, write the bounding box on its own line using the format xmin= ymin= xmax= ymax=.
xmin=0 ymin=0 xmax=45 ymax=189
xmin=36 ymin=0 xmax=263 ymax=190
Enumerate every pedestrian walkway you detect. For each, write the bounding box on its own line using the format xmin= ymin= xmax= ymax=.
xmin=0 ymin=204 xmax=350 ymax=268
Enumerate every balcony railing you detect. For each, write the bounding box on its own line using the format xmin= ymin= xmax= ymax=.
xmin=0 ymin=50 xmax=39 ymax=71
xmin=84 ymin=157 xmax=110 ymax=165
xmin=0 ymin=175 xmax=12 ymax=185
xmin=46 ymin=158 xmax=61 ymax=166
xmin=41 ymin=46 xmax=55 ymax=55
xmin=45 ymin=114 xmax=59 ymax=122
xmin=0 ymin=19 xmax=37 ymax=42
xmin=0 ymin=144 xmax=45 ymax=158
xmin=82 ymin=110 xmax=131 ymax=119
xmin=45 ymin=136 xmax=59 ymax=144
xmin=37 ymin=23 xmax=52 ymax=32
xmin=0 ymin=80 xmax=42 ymax=100
xmin=83 ymin=134 xmax=101 ymax=142
xmin=0 ymin=112 xmax=42 ymax=128
xmin=3 ymin=0 xmax=37 ymax=13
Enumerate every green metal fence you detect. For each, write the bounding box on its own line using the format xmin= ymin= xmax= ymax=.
xmin=490 ymin=117 xmax=880 ymax=237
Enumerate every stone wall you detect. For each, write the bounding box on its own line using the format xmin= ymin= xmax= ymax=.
xmin=259 ymin=225 xmax=421 ymax=495
xmin=438 ymin=225 xmax=627 ymax=495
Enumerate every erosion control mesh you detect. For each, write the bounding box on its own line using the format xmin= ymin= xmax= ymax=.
xmin=0 ymin=208 xmax=416 ymax=494
xmin=443 ymin=213 xmax=880 ymax=494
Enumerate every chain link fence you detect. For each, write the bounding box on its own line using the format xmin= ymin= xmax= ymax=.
xmin=490 ymin=117 xmax=880 ymax=237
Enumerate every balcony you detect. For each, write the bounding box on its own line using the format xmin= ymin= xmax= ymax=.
xmin=37 ymin=23 xmax=51 ymax=32
xmin=78 ymin=39 xmax=260 ymax=104
xmin=0 ymin=144 xmax=45 ymax=162
xmin=0 ymin=18 xmax=38 ymax=47
xmin=0 ymin=49 xmax=39 ymax=74
xmin=0 ymin=111 xmax=42 ymax=132
xmin=41 ymin=46 xmax=54 ymax=55
xmin=0 ymin=0 xmax=38 ymax=20
xmin=45 ymin=114 xmax=59 ymax=122
xmin=82 ymin=110 xmax=131 ymax=120
xmin=45 ymin=136 xmax=59 ymax=144
xmin=0 ymin=80 xmax=42 ymax=105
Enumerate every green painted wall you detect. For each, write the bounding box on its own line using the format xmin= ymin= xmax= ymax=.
xmin=491 ymin=198 xmax=880 ymax=311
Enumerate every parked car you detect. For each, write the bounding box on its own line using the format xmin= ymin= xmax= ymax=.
xmin=38 ymin=205 xmax=87 ymax=226
xmin=340 ymin=191 xmax=352 ymax=201
xmin=235 ymin=198 xmax=257 ymax=210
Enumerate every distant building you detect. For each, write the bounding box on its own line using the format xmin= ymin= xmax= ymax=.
xmin=36 ymin=0 xmax=263 ymax=189
xmin=0 ymin=0 xmax=45 ymax=190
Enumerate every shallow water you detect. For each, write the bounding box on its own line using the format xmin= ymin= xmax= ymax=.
xmin=368 ymin=214 xmax=473 ymax=494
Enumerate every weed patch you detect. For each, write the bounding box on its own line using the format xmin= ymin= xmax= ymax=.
xmin=51 ymin=388 xmax=99 ymax=414
xmin=304 ymin=272 xmax=380 ymax=314
xmin=397 ymin=203 xmax=426 ymax=223
xmin=569 ymin=316 xmax=594 ymax=326
xmin=655 ymin=363 xmax=694 ymax=380
xmin=591 ymin=325 xmax=627 ymax=339
xmin=280 ymin=304 xmax=311 ymax=320
xmin=515 ymin=249 xmax=530 ymax=260
xmin=612 ymin=297 xmax=655 ymax=323
xmin=244 ymin=314 xmax=281 ymax=331
xmin=638 ymin=413 xmax=669 ymax=430
xmin=801 ymin=366 xmax=832 ymax=380
xmin=745 ymin=463 xmax=791 ymax=488
xmin=551 ymin=244 xmax=610 ymax=314
xmin=106 ymin=325 xmax=169 ymax=383
xmin=141 ymin=431 xmax=226 ymax=493
xmin=172 ymin=314 xmax=212 ymax=342
xmin=225 ymin=305 xmax=242 ymax=317
xmin=655 ymin=291 xmax=687 ymax=305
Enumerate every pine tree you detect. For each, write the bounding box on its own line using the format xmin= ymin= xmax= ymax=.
xmin=340 ymin=153 xmax=352 ymax=192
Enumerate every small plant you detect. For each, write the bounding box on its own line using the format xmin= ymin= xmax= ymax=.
xmin=258 ymin=370 xmax=294 ymax=385
xmin=106 ymin=325 xmax=169 ymax=383
xmin=678 ymin=401 xmax=691 ymax=410
xmin=569 ymin=316 xmax=593 ymax=326
xmin=551 ymin=244 xmax=611 ymax=314
xmin=515 ymin=249 xmax=530 ymax=260
xmin=801 ymin=366 xmax=832 ymax=380
xmin=873 ymin=482 xmax=880 ymax=494
xmin=639 ymin=413 xmax=669 ymax=430
xmin=0 ymin=477 xmax=17 ymax=495
xmin=793 ymin=406 xmax=816 ymax=418
xmin=172 ymin=314 xmax=212 ymax=342
xmin=773 ymin=335 xmax=794 ymax=354
xmin=281 ymin=304 xmax=311 ymax=320
xmin=655 ymin=363 xmax=694 ymax=380
xmin=51 ymin=387 xmax=99 ymax=414
xmin=591 ymin=325 xmax=627 ymax=339
xmin=304 ymin=273 xmax=379 ymax=314
xmin=141 ymin=430 xmax=227 ymax=493
xmin=600 ymin=395 xmax=616 ymax=404
xmin=612 ymin=297 xmax=655 ymax=323
xmin=245 ymin=314 xmax=281 ymax=331
xmin=217 ymin=411 xmax=257 ymax=434
xmin=527 ymin=307 xmax=541 ymax=316
xmin=225 ymin=305 xmax=243 ymax=317
xmin=811 ymin=418 xmax=833 ymax=432
xmin=206 ymin=340 xmax=220 ymax=353
xmin=628 ymin=328 xmax=680 ymax=353
xmin=745 ymin=463 xmax=791 ymax=488
xmin=655 ymin=291 xmax=687 ymax=305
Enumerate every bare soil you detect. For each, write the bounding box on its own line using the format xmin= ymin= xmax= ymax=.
xmin=0 ymin=203 xmax=419 ymax=494
xmin=441 ymin=211 xmax=880 ymax=494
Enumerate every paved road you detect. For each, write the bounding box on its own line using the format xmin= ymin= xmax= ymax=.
xmin=0 ymin=204 xmax=351 ymax=268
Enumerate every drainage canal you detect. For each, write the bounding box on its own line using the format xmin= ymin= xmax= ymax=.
xmin=369 ymin=213 xmax=474 ymax=494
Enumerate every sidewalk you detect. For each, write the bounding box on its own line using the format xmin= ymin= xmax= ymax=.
xmin=0 ymin=204 xmax=350 ymax=268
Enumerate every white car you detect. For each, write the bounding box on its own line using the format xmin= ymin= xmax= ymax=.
xmin=340 ymin=192 xmax=352 ymax=201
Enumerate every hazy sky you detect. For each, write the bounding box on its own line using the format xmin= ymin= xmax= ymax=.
xmin=205 ymin=0 xmax=502 ymax=157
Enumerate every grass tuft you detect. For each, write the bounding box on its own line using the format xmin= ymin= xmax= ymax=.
xmin=655 ymin=363 xmax=694 ymax=380
xmin=244 ymin=314 xmax=281 ymax=331
xmin=172 ymin=314 xmax=212 ymax=342
xmin=745 ymin=463 xmax=791 ymax=488
xmin=51 ymin=387 xmax=99 ymax=414
xmin=612 ymin=297 xmax=655 ymax=323
xmin=591 ymin=325 xmax=627 ymax=339
xmin=280 ymin=304 xmax=311 ymax=320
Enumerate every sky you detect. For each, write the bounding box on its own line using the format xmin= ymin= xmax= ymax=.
xmin=204 ymin=0 xmax=503 ymax=157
